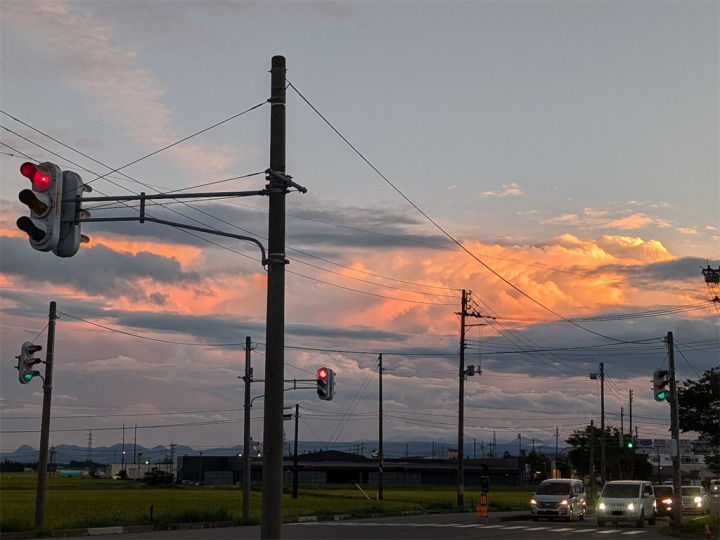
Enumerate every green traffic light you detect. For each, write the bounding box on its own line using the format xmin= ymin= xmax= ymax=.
xmin=627 ymin=442 xmax=633 ymax=448
xmin=23 ymin=373 xmax=33 ymax=382
xmin=657 ymin=391 xmax=666 ymax=400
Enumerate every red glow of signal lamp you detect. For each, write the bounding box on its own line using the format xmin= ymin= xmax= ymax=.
xmin=317 ymin=368 xmax=328 ymax=379
xmin=20 ymin=162 xmax=51 ymax=190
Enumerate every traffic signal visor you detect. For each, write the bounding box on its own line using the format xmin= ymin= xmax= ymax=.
xmin=20 ymin=162 xmax=52 ymax=190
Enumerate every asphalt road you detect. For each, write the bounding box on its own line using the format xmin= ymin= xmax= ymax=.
xmin=120 ymin=511 xmax=673 ymax=540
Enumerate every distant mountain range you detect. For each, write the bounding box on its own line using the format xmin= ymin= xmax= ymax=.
xmin=1 ymin=437 xmax=538 ymax=464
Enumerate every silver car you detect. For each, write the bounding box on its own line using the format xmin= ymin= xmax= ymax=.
xmin=530 ymin=479 xmax=587 ymax=521
xmin=681 ymin=486 xmax=710 ymax=514
xmin=597 ymin=481 xmax=656 ymax=528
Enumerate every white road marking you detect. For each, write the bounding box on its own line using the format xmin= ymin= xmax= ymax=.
xmin=454 ymin=524 xmax=481 ymax=528
xmin=479 ymin=525 xmax=505 ymax=529
xmin=621 ymin=532 xmax=647 ymax=535
xmin=553 ymin=528 xmax=574 ymax=532
xmin=596 ymin=530 xmax=622 ymax=534
xmin=524 ymin=527 xmax=551 ymax=530
xmin=502 ymin=526 xmax=529 ymax=530
xmin=570 ymin=529 xmax=596 ymax=533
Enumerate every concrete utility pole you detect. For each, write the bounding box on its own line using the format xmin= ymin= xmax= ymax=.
xmin=555 ymin=427 xmax=559 ymax=478
xmin=243 ymin=336 xmax=253 ymax=517
xmin=457 ymin=290 xmax=467 ymax=507
xmin=262 ymin=54 xmax=288 ymax=540
xmin=667 ymin=332 xmax=683 ymax=524
xmin=629 ymin=390 xmax=634 ymax=480
xmin=589 ymin=420 xmax=595 ymax=502
xmin=34 ymin=301 xmax=56 ymax=531
xmin=378 ymin=354 xmax=384 ymax=500
xmin=620 ymin=407 xmax=624 ymax=447
xmin=292 ymin=404 xmax=299 ymax=499
xmin=590 ymin=363 xmax=606 ymax=487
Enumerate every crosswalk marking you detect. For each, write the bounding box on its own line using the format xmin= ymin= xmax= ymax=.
xmin=296 ymin=520 xmax=651 ymax=534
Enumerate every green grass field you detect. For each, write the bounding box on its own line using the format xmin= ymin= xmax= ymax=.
xmin=0 ymin=473 xmax=533 ymax=533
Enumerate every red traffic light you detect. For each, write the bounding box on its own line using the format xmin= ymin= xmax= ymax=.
xmin=317 ymin=368 xmax=328 ymax=379
xmin=20 ymin=162 xmax=51 ymax=190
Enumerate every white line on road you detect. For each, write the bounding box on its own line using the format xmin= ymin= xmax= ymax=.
xmin=502 ymin=526 xmax=529 ymax=530
xmin=479 ymin=525 xmax=505 ymax=529
xmin=570 ymin=529 xmax=596 ymax=533
xmin=553 ymin=528 xmax=574 ymax=532
xmin=524 ymin=527 xmax=551 ymax=531
xmin=621 ymin=532 xmax=647 ymax=535
xmin=596 ymin=530 xmax=622 ymax=534
xmin=454 ymin=524 xmax=481 ymax=528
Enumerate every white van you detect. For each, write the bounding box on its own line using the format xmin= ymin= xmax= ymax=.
xmin=597 ymin=481 xmax=656 ymax=528
xmin=530 ymin=479 xmax=587 ymax=521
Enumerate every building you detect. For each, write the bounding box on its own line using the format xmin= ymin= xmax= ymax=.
xmin=178 ymin=450 xmax=521 ymax=486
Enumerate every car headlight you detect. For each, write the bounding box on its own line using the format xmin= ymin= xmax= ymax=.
xmin=627 ymin=503 xmax=634 ymax=511
xmin=560 ymin=499 xmax=568 ymax=506
xmin=598 ymin=503 xmax=606 ymax=510
xmin=530 ymin=499 xmax=537 ymax=505
xmin=694 ymin=497 xmax=702 ymax=503
xmin=662 ymin=499 xmax=672 ymax=504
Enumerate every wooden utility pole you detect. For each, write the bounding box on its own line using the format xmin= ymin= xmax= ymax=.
xmin=629 ymin=390 xmax=634 ymax=480
xmin=589 ymin=420 xmax=595 ymax=503
xmin=600 ymin=362 xmax=605 ymax=487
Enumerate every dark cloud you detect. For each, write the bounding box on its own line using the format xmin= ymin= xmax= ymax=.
xmin=0 ymin=236 xmax=200 ymax=300
xmin=594 ymin=257 xmax=719 ymax=282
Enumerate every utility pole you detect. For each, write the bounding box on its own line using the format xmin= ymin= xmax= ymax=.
xmin=589 ymin=419 xmax=595 ymax=502
xmin=667 ymin=332 xmax=683 ymax=524
xmin=133 ymin=424 xmax=137 ymax=465
xmin=481 ymin=440 xmax=485 ymax=459
xmin=378 ymin=354 xmax=384 ymax=501
xmin=620 ymin=407 xmax=624 ymax=447
xmin=262 ymin=53 xmax=289 ymax=540
xmin=457 ymin=290 xmax=467 ymax=507
xmin=555 ymin=427 xmax=559 ymax=478
xmin=34 ymin=301 xmax=56 ymax=531
xmin=432 ymin=441 xmax=435 ymax=459
xmin=121 ymin=423 xmax=125 ymax=472
xmin=199 ymin=451 xmax=203 ymax=483
xmin=292 ymin=404 xmax=299 ymax=499
xmin=629 ymin=390 xmax=634 ymax=480
xmin=590 ymin=363 xmax=606 ymax=487
xmin=600 ymin=363 xmax=605 ymax=488
xmin=474 ymin=438 xmax=476 ymax=460
xmin=243 ymin=336 xmax=253 ymax=518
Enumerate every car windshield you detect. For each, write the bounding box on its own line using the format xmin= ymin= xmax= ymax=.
xmin=536 ymin=482 xmax=571 ymax=495
xmin=682 ymin=487 xmax=702 ymax=497
xmin=654 ymin=487 xmax=673 ymax=498
xmin=602 ymin=484 xmax=640 ymax=498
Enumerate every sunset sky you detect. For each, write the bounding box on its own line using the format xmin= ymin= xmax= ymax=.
xmin=1 ymin=0 xmax=718 ymax=456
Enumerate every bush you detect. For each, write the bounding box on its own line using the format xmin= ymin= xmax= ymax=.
xmin=143 ymin=469 xmax=174 ymax=486
xmin=659 ymin=514 xmax=720 ymax=537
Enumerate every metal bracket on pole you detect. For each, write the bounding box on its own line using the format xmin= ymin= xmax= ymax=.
xmin=265 ymin=169 xmax=307 ymax=194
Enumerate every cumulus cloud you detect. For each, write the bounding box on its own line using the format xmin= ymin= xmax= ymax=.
xmin=480 ymin=183 xmax=523 ymax=198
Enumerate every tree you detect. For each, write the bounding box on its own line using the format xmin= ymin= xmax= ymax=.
xmin=678 ymin=367 xmax=719 ymax=446
xmin=144 ymin=467 xmax=174 ymax=486
xmin=526 ymin=451 xmax=548 ymax=483
xmin=502 ymin=450 xmax=512 ymax=459
xmin=705 ymin=455 xmax=720 ymax=475
xmin=566 ymin=424 xmax=653 ymax=482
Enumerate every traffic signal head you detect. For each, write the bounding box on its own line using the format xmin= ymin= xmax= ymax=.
xmin=317 ymin=367 xmax=335 ymax=401
xmin=16 ymin=341 xmax=42 ymax=385
xmin=627 ymin=440 xmax=634 ymax=449
xmin=652 ymin=368 xmax=669 ymax=402
xmin=53 ymin=170 xmax=91 ymax=258
xmin=17 ymin=161 xmax=63 ymax=252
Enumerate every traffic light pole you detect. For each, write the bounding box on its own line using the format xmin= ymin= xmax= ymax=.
xmin=35 ymin=301 xmax=56 ymax=531
xmin=378 ymin=354 xmax=383 ymax=501
xmin=667 ymin=332 xmax=682 ymax=524
xmin=261 ymin=54 xmax=288 ymax=540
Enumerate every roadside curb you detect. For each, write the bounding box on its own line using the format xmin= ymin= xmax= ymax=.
xmin=51 ymin=526 xmax=155 ymax=537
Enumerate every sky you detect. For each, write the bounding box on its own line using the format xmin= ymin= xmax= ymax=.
xmin=1 ymin=0 xmax=718 ymax=457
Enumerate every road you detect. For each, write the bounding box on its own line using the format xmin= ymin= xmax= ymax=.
xmin=117 ymin=494 xmax=720 ymax=540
